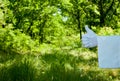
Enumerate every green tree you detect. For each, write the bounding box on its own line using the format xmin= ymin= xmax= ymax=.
xmin=6 ymin=0 xmax=59 ymax=43
xmin=89 ymin=0 xmax=120 ymax=27
xmin=54 ymin=0 xmax=88 ymax=39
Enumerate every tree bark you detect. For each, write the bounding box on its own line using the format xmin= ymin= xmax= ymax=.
xmin=76 ymin=10 xmax=82 ymax=40
xmin=99 ymin=0 xmax=104 ymax=27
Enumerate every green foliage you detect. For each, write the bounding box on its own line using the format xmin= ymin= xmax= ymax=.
xmin=92 ymin=26 xmax=120 ymax=36
xmin=0 ymin=0 xmax=120 ymax=81
xmin=1 ymin=0 xmax=120 ymax=42
xmin=0 ymin=27 xmax=37 ymax=53
xmin=4 ymin=0 xmax=61 ymax=42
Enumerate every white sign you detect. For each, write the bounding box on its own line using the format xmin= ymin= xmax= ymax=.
xmin=98 ymin=36 xmax=120 ymax=68
xmin=82 ymin=26 xmax=120 ymax=68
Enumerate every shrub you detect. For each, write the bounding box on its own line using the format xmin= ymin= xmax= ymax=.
xmin=0 ymin=27 xmax=38 ymax=54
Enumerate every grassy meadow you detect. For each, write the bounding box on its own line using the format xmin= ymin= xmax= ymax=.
xmin=0 ymin=33 xmax=120 ymax=81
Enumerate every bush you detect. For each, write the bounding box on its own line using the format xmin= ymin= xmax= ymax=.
xmin=0 ymin=27 xmax=38 ymax=54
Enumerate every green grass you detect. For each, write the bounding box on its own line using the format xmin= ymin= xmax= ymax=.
xmin=0 ymin=41 xmax=120 ymax=81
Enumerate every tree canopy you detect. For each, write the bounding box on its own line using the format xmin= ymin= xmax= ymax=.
xmin=0 ymin=0 xmax=120 ymax=42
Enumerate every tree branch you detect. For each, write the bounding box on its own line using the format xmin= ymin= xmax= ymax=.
xmin=104 ymin=0 xmax=114 ymax=18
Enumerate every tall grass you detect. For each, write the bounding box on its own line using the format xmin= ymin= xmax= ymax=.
xmin=0 ymin=45 xmax=119 ymax=81
xmin=0 ymin=56 xmax=37 ymax=81
xmin=0 ymin=67 xmax=10 ymax=81
xmin=38 ymin=52 xmax=112 ymax=81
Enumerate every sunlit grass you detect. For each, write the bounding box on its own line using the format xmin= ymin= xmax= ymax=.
xmin=0 ymin=35 xmax=120 ymax=81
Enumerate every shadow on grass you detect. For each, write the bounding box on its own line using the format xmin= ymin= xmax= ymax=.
xmin=0 ymin=51 xmax=113 ymax=81
xmin=39 ymin=50 xmax=111 ymax=81
xmin=0 ymin=50 xmax=19 ymax=63
xmin=0 ymin=47 xmax=113 ymax=81
xmin=38 ymin=62 xmax=111 ymax=81
xmin=41 ymin=50 xmax=98 ymax=67
xmin=0 ymin=49 xmax=25 ymax=64
xmin=0 ymin=56 xmax=37 ymax=81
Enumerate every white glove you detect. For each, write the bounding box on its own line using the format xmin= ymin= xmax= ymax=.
xmin=82 ymin=25 xmax=98 ymax=48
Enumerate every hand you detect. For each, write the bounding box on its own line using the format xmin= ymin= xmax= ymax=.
xmin=82 ymin=25 xmax=98 ymax=48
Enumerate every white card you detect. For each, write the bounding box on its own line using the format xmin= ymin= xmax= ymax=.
xmin=97 ymin=36 xmax=120 ymax=68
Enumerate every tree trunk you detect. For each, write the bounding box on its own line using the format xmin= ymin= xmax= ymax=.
xmin=99 ymin=0 xmax=104 ymax=27
xmin=39 ymin=26 xmax=44 ymax=43
xmin=76 ymin=10 xmax=82 ymax=40
xmin=39 ymin=16 xmax=47 ymax=43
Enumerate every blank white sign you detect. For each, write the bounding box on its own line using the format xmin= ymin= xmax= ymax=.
xmin=97 ymin=36 xmax=120 ymax=68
